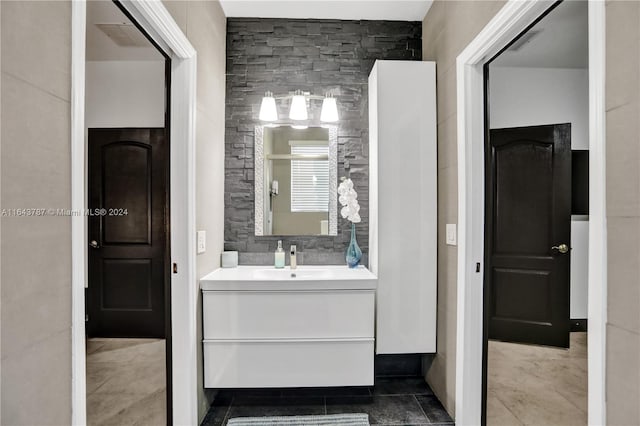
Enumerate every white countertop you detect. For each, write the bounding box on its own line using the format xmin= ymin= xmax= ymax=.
xmin=200 ymin=265 xmax=377 ymax=291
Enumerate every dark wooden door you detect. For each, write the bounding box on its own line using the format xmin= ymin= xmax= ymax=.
xmin=486 ymin=124 xmax=571 ymax=348
xmin=87 ymin=128 xmax=167 ymax=338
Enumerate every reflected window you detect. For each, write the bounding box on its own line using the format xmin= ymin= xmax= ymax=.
xmin=290 ymin=144 xmax=329 ymax=213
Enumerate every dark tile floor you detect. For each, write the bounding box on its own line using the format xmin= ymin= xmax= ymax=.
xmin=201 ymin=377 xmax=454 ymax=425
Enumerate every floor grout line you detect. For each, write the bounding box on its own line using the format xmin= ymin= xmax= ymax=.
xmin=413 ymin=394 xmax=432 ymax=424
xmin=221 ymin=396 xmax=234 ymax=426
xmin=488 ymin=390 xmax=524 ymax=426
xmin=87 ymin=377 xmax=112 ymax=396
xmin=550 ymin=386 xmax=588 ymax=415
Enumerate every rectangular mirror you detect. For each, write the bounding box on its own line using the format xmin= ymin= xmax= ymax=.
xmin=255 ymin=125 xmax=338 ymax=236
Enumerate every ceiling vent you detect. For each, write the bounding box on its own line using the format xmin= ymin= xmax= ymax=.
xmin=95 ymin=23 xmax=149 ymax=47
xmin=507 ymin=30 xmax=541 ymax=52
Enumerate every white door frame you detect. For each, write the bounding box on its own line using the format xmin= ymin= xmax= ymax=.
xmin=71 ymin=1 xmax=198 ymax=424
xmin=454 ymin=1 xmax=607 ymax=425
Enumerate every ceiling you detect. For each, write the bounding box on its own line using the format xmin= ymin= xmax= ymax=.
xmin=86 ymin=0 xmax=163 ymax=61
xmin=492 ymin=0 xmax=588 ymax=69
xmin=220 ymin=0 xmax=433 ymax=21
xmin=88 ymin=1 xmax=431 ymax=60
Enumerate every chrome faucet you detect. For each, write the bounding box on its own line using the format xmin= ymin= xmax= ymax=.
xmin=290 ymin=245 xmax=297 ymax=269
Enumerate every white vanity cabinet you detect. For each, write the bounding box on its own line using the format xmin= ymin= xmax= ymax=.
xmin=200 ymin=265 xmax=377 ymax=388
xmin=369 ymin=60 xmax=437 ymax=354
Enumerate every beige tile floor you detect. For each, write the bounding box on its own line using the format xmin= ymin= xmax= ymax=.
xmin=487 ymin=332 xmax=588 ymax=426
xmin=86 ymin=338 xmax=166 ymax=426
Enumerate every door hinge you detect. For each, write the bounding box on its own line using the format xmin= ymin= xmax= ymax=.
xmin=476 ymin=262 xmax=481 ymax=273
xmin=173 ymin=263 xmax=178 ymax=274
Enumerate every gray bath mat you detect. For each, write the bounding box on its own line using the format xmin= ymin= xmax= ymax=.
xmin=227 ymin=413 xmax=370 ymax=425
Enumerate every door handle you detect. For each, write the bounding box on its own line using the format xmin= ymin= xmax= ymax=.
xmin=551 ymin=243 xmax=569 ymax=254
xmin=89 ymin=240 xmax=100 ymax=249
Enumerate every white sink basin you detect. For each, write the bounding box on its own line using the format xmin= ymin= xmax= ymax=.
xmin=253 ymin=268 xmax=332 ymax=280
xmin=200 ymin=265 xmax=377 ymax=291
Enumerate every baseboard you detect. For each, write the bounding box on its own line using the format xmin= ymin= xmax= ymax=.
xmin=570 ymin=319 xmax=588 ymax=332
xmin=375 ymin=354 xmax=423 ymax=377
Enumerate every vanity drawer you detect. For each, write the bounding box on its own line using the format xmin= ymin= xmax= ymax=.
xmin=203 ymin=290 xmax=375 ymax=340
xmin=203 ymin=339 xmax=374 ymax=388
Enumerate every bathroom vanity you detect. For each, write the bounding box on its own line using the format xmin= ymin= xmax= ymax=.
xmin=200 ymin=265 xmax=377 ymax=388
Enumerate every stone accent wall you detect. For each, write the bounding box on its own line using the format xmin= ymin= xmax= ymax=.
xmin=224 ymin=18 xmax=422 ymax=264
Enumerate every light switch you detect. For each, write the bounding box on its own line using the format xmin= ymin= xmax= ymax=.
xmin=446 ymin=224 xmax=457 ymax=246
xmin=197 ymin=230 xmax=206 ymax=254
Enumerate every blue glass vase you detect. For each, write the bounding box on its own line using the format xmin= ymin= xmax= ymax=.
xmin=346 ymin=223 xmax=362 ymax=268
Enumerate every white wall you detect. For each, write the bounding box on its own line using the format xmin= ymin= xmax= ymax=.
xmin=1 ymin=2 xmax=73 ymax=424
xmin=161 ymin=1 xmax=228 ymax=421
xmin=85 ymin=60 xmax=165 ymax=128
xmin=571 ymin=219 xmax=589 ymax=318
xmin=490 ymin=66 xmax=589 ymax=149
xmin=490 ymin=66 xmax=589 ymax=319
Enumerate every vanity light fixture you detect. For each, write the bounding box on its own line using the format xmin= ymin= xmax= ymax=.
xmin=289 ymin=90 xmax=308 ymax=121
xmin=258 ymin=90 xmax=340 ymax=123
xmin=258 ymin=91 xmax=278 ymax=122
xmin=320 ymin=93 xmax=339 ymax=123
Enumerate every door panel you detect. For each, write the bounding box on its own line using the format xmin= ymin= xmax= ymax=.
xmin=88 ymin=128 xmax=167 ymax=338
xmin=494 ymin=142 xmax=553 ymax=255
xmin=492 ymin=268 xmax=551 ymax=323
xmin=102 ymin=259 xmax=152 ymax=310
xmin=102 ymin=143 xmax=151 ymax=244
xmin=487 ymin=124 xmax=571 ymax=348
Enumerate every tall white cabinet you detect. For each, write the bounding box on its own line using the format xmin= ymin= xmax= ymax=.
xmin=369 ymin=60 xmax=437 ymax=354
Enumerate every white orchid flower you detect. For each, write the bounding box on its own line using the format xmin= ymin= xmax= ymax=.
xmin=341 ymin=205 xmax=351 ymax=219
xmin=338 ymin=177 xmax=361 ymax=224
xmin=338 ymin=178 xmax=354 ymax=195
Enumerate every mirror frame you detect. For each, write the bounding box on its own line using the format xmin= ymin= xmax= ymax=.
xmin=254 ymin=125 xmax=338 ymax=236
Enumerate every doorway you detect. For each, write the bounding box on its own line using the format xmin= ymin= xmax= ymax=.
xmin=483 ymin=1 xmax=589 ymax=424
xmin=84 ymin=2 xmax=171 ymax=424
xmin=485 ymin=123 xmax=572 ymax=349
xmin=71 ymin=0 xmax=198 ymax=423
xmin=87 ymin=128 xmax=168 ymax=338
xmin=454 ymin=0 xmax=605 ymax=424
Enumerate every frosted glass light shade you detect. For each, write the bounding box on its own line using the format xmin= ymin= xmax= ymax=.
xmin=259 ymin=93 xmax=278 ymax=121
xmin=321 ymin=96 xmax=339 ymax=122
xmin=289 ymin=94 xmax=308 ymax=120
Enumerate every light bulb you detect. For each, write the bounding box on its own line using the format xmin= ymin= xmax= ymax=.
xmin=320 ymin=95 xmax=339 ymax=122
xmin=259 ymin=92 xmax=278 ymax=122
xmin=289 ymin=91 xmax=308 ymax=121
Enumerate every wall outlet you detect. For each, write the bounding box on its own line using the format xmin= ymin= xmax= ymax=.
xmin=197 ymin=230 xmax=206 ymax=254
xmin=446 ymin=224 xmax=457 ymax=246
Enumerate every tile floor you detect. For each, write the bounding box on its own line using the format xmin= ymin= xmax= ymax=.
xmin=84 ymin=335 xmax=585 ymax=425
xmin=487 ymin=332 xmax=588 ymax=426
xmin=86 ymin=338 xmax=167 ymax=426
xmin=201 ymin=377 xmax=453 ymax=425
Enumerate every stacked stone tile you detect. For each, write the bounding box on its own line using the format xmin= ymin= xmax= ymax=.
xmin=224 ymin=18 xmax=422 ymax=264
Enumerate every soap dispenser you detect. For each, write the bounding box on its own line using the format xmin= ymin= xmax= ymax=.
xmin=274 ymin=240 xmax=285 ymax=268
